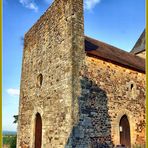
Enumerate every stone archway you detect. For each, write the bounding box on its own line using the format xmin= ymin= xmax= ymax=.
xmin=119 ymin=115 xmax=131 ymax=148
xmin=35 ymin=113 xmax=42 ymax=148
xmin=111 ymin=109 xmax=136 ymax=147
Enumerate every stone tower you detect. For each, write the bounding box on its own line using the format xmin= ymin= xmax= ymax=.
xmin=17 ymin=0 xmax=84 ymax=147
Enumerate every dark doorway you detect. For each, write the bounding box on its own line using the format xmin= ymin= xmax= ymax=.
xmin=35 ymin=113 xmax=42 ymax=148
xmin=119 ymin=115 xmax=131 ymax=148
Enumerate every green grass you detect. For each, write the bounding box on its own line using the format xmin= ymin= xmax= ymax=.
xmin=133 ymin=144 xmax=146 ymax=148
xmin=3 ymin=135 xmax=17 ymax=148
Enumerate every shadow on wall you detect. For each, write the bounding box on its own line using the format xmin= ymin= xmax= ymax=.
xmin=65 ymin=75 xmax=114 ymax=148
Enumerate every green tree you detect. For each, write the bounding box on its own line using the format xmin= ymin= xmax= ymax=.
xmin=10 ymin=136 xmax=17 ymax=148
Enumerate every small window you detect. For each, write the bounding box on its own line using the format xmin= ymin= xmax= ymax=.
xmin=37 ymin=74 xmax=43 ymax=87
xmin=130 ymin=84 xmax=134 ymax=90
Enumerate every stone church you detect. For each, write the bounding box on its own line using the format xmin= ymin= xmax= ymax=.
xmin=17 ymin=0 xmax=145 ymax=148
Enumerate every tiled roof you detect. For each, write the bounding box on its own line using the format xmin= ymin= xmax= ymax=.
xmin=130 ymin=30 xmax=145 ymax=54
xmin=85 ymin=36 xmax=145 ymax=73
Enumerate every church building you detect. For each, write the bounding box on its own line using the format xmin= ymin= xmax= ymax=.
xmin=17 ymin=0 xmax=145 ymax=147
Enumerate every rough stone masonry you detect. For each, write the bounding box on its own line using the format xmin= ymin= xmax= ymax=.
xmin=17 ymin=0 xmax=145 ymax=148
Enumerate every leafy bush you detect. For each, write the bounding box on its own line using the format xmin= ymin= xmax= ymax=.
xmin=3 ymin=135 xmax=17 ymax=148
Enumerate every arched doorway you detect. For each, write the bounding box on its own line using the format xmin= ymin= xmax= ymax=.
xmin=35 ymin=113 xmax=42 ymax=148
xmin=119 ymin=115 xmax=131 ymax=148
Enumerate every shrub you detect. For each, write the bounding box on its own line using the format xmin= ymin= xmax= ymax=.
xmin=3 ymin=135 xmax=17 ymax=148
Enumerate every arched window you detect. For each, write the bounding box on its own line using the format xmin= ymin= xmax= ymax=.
xmin=130 ymin=84 xmax=134 ymax=90
xmin=119 ymin=115 xmax=131 ymax=148
xmin=37 ymin=74 xmax=43 ymax=87
xmin=35 ymin=113 xmax=42 ymax=148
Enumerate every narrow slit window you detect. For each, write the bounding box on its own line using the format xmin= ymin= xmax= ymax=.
xmin=37 ymin=74 xmax=43 ymax=87
xmin=131 ymin=84 xmax=134 ymax=90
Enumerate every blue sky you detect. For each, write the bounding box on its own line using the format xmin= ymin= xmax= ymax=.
xmin=3 ymin=0 xmax=145 ymax=131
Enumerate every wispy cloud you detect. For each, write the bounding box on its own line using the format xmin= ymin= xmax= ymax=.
xmin=7 ymin=89 xmax=20 ymax=96
xmin=19 ymin=0 xmax=38 ymax=12
xmin=84 ymin=0 xmax=101 ymax=10
xmin=19 ymin=0 xmax=99 ymax=12
xmin=45 ymin=0 xmax=100 ymax=10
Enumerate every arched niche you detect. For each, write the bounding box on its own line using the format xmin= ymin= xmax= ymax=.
xmin=111 ymin=109 xmax=136 ymax=147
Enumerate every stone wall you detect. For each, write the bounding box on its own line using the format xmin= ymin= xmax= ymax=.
xmin=71 ymin=56 xmax=145 ymax=147
xmin=136 ymin=51 xmax=146 ymax=59
xmin=66 ymin=75 xmax=113 ymax=147
xmin=17 ymin=0 xmax=84 ymax=147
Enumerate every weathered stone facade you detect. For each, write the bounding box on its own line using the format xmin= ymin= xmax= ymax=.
xmin=63 ymin=56 xmax=145 ymax=148
xmin=17 ymin=0 xmax=145 ymax=148
xmin=17 ymin=0 xmax=84 ymax=147
xmin=80 ymin=56 xmax=145 ymax=147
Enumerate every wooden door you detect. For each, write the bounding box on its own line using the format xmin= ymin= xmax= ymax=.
xmin=119 ymin=115 xmax=131 ymax=148
xmin=35 ymin=113 xmax=42 ymax=148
